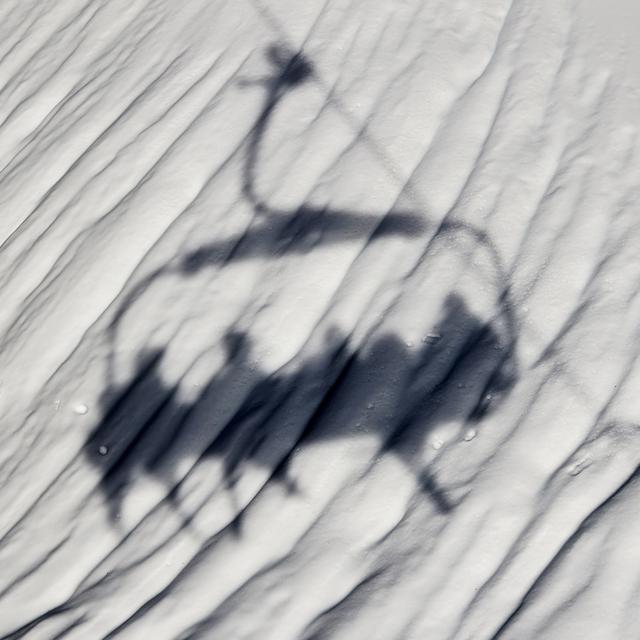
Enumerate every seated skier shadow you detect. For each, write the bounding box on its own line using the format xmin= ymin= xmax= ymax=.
xmin=85 ymin=292 xmax=518 ymax=526
xmin=86 ymin=44 xmax=518 ymax=528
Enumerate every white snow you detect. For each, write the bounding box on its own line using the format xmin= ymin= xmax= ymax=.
xmin=0 ymin=0 xmax=638 ymax=638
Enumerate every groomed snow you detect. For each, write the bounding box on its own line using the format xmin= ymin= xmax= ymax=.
xmin=0 ymin=1 xmax=638 ymax=638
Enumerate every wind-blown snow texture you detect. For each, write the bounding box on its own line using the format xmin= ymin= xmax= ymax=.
xmin=0 ymin=0 xmax=639 ymax=638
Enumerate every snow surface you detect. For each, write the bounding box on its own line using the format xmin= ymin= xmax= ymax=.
xmin=0 ymin=0 xmax=639 ymax=638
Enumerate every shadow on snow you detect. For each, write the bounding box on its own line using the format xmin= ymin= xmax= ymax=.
xmin=84 ymin=44 xmax=519 ymax=529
